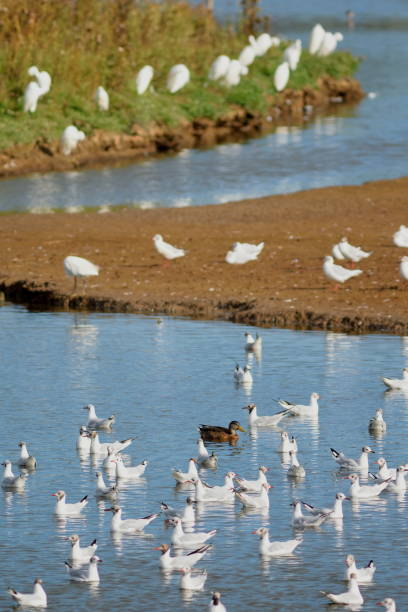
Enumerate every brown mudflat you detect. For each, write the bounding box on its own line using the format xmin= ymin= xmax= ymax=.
xmin=1 ymin=176 xmax=408 ymax=334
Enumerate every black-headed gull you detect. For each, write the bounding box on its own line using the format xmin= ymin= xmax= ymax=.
xmin=105 ymin=505 xmax=159 ymax=532
xmin=112 ymin=455 xmax=148 ymax=479
xmin=344 ymin=554 xmax=376 ymax=583
xmin=197 ymin=439 xmax=218 ymax=469
xmin=385 ymin=466 xmax=408 ymax=493
xmin=65 ymin=534 xmax=97 ymax=564
xmin=52 ymin=490 xmax=88 ymax=516
xmin=345 ymin=473 xmax=390 ymax=499
xmin=377 ymin=597 xmax=396 ymax=611
xmin=242 ymin=403 xmax=290 ymax=427
xmin=302 ymin=492 xmax=349 ymax=519
xmin=234 ymin=482 xmax=271 ymax=509
xmin=244 ymin=332 xmax=262 ymax=351
xmin=169 ymin=516 xmax=216 ymax=548
xmin=323 ymin=255 xmax=362 ymax=285
xmin=369 ymin=409 xmax=387 ymax=433
xmin=375 ymin=457 xmax=396 ymax=481
xmin=83 ymin=404 xmax=115 ymax=430
xmin=88 ymin=431 xmax=134 ymax=455
xmin=7 ymin=578 xmax=47 ymax=608
xmin=235 ymin=466 xmax=269 ymax=492
xmin=95 ymin=471 xmax=118 ymax=498
xmin=179 ymin=567 xmax=207 ymax=590
xmin=225 ymin=241 xmax=264 ymax=264
xmin=330 ymin=445 xmax=374 ymax=471
xmin=65 ymin=555 xmax=102 ymax=582
xmin=190 ymin=476 xmax=233 ymax=503
xmin=76 ymin=426 xmax=91 ymax=452
xmin=291 ymin=500 xmax=328 ymax=528
xmin=276 ymin=392 xmax=319 ymax=417
xmin=279 ymin=431 xmax=298 ymax=453
xmin=209 ymin=592 xmax=227 ymax=611
xmin=154 ymin=543 xmax=212 ymax=570
xmin=321 ymin=573 xmax=364 ymax=606
xmin=153 ymin=234 xmax=185 ymax=262
xmin=1 ymin=461 xmax=27 ymax=489
xmin=160 ymin=497 xmax=196 ymax=525
xmin=338 ymin=237 xmax=372 ymax=263
xmin=172 ymin=458 xmax=199 ymax=484
xmin=382 ymin=368 xmax=408 ymax=390
xmin=234 ymin=364 xmax=252 ymax=384
xmin=287 ymin=451 xmax=306 ymax=478
xmin=252 ymin=527 xmax=303 ymax=556
xmin=393 ymin=225 xmax=408 ymax=247
xmin=17 ymin=441 xmax=37 ymax=469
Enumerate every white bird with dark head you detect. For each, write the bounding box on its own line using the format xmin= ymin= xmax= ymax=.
xmin=52 ymin=490 xmax=88 ymax=516
xmin=65 ymin=555 xmax=102 ymax=582
xmin=1 ymin=460 xmax=27 ymax=489
xmin=64 ymin=256 xmax=99 ymax=290
xmin=17 ymin=441 xmax=37 ymax=469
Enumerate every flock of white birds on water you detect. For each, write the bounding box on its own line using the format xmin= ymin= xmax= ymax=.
xmin=4 ymin=327 xmax=404 ymax=610
xmin=62 ymin=225 xmax=408 ymax=291
xmin=22 ymin=22 xmax=342 ymax=158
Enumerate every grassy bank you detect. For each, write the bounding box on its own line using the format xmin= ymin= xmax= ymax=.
xmin=0 ymin=0 xmax=360 ymax=151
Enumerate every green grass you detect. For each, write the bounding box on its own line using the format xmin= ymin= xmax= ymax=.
xmin=0 ymin=0 xmax=360 ymax=150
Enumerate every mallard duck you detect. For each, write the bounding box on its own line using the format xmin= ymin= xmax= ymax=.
xmin=198 ymin=420 xmax=245 ymax=442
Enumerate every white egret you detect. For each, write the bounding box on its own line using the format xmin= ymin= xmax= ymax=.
xmin=273 ymin=61 xmax=290 ymax=92
xmin=136 ymin=65 xmax=154 ymax=94
xmin=222 ymin=59 xmax=243 ymax=86
xmin=309 ymin=23 xmax=325 ymax=54
xmin=284 ymin=39 xmax=302 ymax=71
xmin=95 ymin=86 xmax=109 ymax=111
xmin=63 ymin=256 xmax=99 ymax=290
xmin=167 ymin=64 xmax=190 ymax=93
xmin=208 ymin=55 xmax=231 ymax=81
xmin=317 ymin=32 xmax=343 ymax=56
xmin=60 ymin=125 xmax=86 ymax=155
xmin=238 ymin=44 xmax=256 ymax=68
xmin=23 ymin=81 xmax=43 ymax=112
xmin=28 ymin=65 xmax=52 ymax=95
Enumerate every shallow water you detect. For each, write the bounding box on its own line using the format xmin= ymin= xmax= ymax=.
xmin=0 ymin=3 xmax=408 ymax=211
xmin=1 ymin=304 xmax=408 ymax=610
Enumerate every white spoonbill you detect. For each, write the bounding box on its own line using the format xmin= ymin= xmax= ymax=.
xmin=167 ymin=64 xmax=190 ymax=93
xmin=60 ymin=125 xmax=85 ymax=155
xmin=252 ymin=527 xmax=303 ymax=556
xmin=64 ymin=256 xmax=99 ymax=290
xmin=7 ymin=578 xmax=47 ymax=608
xmin=136 ymin=65 xmax=154 ymax=94
xmin=94 ymin=85 xmax=109 ymax=111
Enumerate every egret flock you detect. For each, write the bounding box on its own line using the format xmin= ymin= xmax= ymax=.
xmin=22 ymin=22 xmax=343 ymax=157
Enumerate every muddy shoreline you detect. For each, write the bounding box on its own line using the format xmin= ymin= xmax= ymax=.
xmin=0 ymin=77 xmax=363 ymax=179
xmin=1 ymin=176 xmax=408 ymax=334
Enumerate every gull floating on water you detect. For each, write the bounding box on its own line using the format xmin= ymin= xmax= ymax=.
xmin=321 ymin=573 xmax=364 ymax=606
xmin=209 ymin=592 xmax=227 ymax=611
xmin=65 ymin=555 xmax=102 ymax=582
xmin=65 ymin=534 xmax=97 ymax=564
xmin=323 ymin=255 xmax=363 ymax=285
xmin=234 ymin=482 xmax=271 ymax=509
xmin=197 ymin=438 xmax=218 ymax=469
xmin=287 ymin=451 xmax=306 ymax=479
xmin=244 ymin=331 xmax=262 ymax=352
xmin=369 ymin=409 xmax=387 ymax=434
xmin=88 ymin=431 xmax=134 ymax=455
xmin=17 ymin=441 xmax=37 ymax=469
xmin=172 ymin=458 xmax=199 ymax=484
xmin=330 ymin=445 xmax=374 ymax=471
xmin=153 ymin=234 xmax=186 ymax=262
xmin=252 ymin=527 xmax=303 ymax=556
xmin=7 ymin=578 xmax=47 ymax=608
xmin=154 ymin=543 xmax=212 ymax=570
xmin=76 ymin=426 xmax=91 ymax=452
xmin=344 ymin=554 xmax=376 ymax=583
xmin=393 ymin=225 xmax=408 ymax=247
xmin=95 ymin=471 xmax=118 ymax=499
xmin=345 ymin=473 xmax=390 ymax=499
xmin=179 ymin=567 xmax=208 ymax=591
xmin=382 ymin=368 xmax=408 ymax=390
xmin=291 ymin=500 xmax=328 ymax=528
xmin=225 ymin=241 xmax=264 ymax=264
xmin=112 ymin=455 xmax=148 ymax=479
xmin=169 ymin=516 xmax=217 ymax=548
xmin=105 ymin=505 xmax=159 ymax=533
xmin=1 ymin=460 xmax=27 ymax=489
xmin=279 ymin=431 xmax=298 ymax=453
xmin=375 ymin=457 xmax=397 ymax=481
xmin=160 ymin=497 xmax=196 ymax=525
xmin=276 ymin=392 xmax=319 ymax=417
xmin=302 ymin=492 xmax=350 ymax=520
xmin=377 ymin=598 xmax=396 ymax=611
xmin=52 ymin=490 xmax=88 ymax=516
xmin=235 ymin=466 xmax=269 ymax=492
xmin=195 ymin=472 xmax=236 ymax=502
xmin=83 ymin=404 xmax=115 ymax=430
xmin=234 ymin=364 xmax=253 ymax=384
xmin=242 ymin=403 xmax=290 ymax=427
xmin=384 ymin=466 xmax=408 ymax=493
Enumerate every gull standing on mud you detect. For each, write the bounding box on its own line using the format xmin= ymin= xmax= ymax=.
xmin=153 ymin=234 xmax=186 ymax=264
xmin=323 ymin=255 xmax=362 ymax=286
xmin=225 ymin=241 xmax=264 ymax=264
xmin=338 ymin=236 xmax=372 ymax=263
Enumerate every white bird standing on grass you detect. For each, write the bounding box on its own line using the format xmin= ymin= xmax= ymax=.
xmin=83 ymin=404 xmax=115 ymax=430
xmin=284 ymin=39 xmax=302 ymax=70
xmin=7 ymin=578 xmax=47 ymax=608
xmin=23 ymin=81 xmax=43 ymax=113
xmin=167 ymin=64 xmax=190 ymax=93
xmin=28 ymin=66 xmax=51 ymax=95
xmin=309 ymin=23 xmax=326 ymax=54
xmin=252 ymin=527 xmax=303 ymax=556
xmin=95 ymin=86 xmax=109 ymax=111
xmin=222 ymin=59 xmax=243 ymax=86
xmin=60 ymin=125 xmax=86 ymax=155
xmin=208 ymin=55 xmax=231 ymax=81
xmin=136 ymin=65 xmax=154 ymax=94
xmin=64 ymin=256 xmax=99 ymax=290
xmin=317 ymin=31 xmax=344 ymax=56
xmin=323 ymin=255 xmax=362 ymax=286
xmin=274 ymin=61 xmax=290 ymax=92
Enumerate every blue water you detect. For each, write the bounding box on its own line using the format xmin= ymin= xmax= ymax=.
xmin=1 ymin=304 xmax=408 ymax=610
xmin=0 ymin=2 xmax=407 ymax=211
